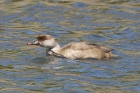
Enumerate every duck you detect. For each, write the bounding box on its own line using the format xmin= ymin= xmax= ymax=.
xmin=27 ymin=34 xmax=117 ymax=59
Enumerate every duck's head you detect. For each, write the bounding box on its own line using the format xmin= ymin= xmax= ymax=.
xmin=27 ymin=34 xmax=56 ymax=48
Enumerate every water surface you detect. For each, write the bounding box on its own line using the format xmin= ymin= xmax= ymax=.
xmin=0 ymin=0 xmax=140 ymax=93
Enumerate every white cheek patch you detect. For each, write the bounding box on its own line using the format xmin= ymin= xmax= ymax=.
xmin=41 ymin=39 xmax=55 ymax=47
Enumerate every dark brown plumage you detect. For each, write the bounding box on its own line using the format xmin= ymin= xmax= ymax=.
xmin=37 ymin=35 xmax=53 ymax=41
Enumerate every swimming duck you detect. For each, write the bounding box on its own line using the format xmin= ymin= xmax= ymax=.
xmin=27 ymin=34 xmax=117 ymax=59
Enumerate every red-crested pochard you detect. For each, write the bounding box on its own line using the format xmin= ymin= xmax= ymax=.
xmin=27 ymin=34 xmax=117 ymax=59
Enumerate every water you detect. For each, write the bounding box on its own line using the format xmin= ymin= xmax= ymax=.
xmin=0 ymin=0 xmax=140 ymax=93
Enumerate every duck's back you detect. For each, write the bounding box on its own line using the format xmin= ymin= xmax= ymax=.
xmin=59 ymin=42 xmax=114 ymax=59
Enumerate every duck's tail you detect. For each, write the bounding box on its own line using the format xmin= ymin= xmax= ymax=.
xmin=104 ymin=52 xmax=118 ymax=58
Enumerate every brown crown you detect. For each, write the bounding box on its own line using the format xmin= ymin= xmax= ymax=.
xmin=37 ymin=35 xmax=53 ymax=41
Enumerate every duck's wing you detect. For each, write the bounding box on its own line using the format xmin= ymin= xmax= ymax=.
xmin=61 ymin=42 xmax=112 ymax=53
xmin=61 ymin=42 xmax=93 ymax=51
xmin=88 ymin=43 xmax=112 ymax=53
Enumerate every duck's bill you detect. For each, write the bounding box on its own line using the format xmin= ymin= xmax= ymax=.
xmin=27 ymin=40 xmax=39 ymax=45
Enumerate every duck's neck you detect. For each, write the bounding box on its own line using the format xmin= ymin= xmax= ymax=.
xmin=51 ymin=42 xmax=61 ymax=54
